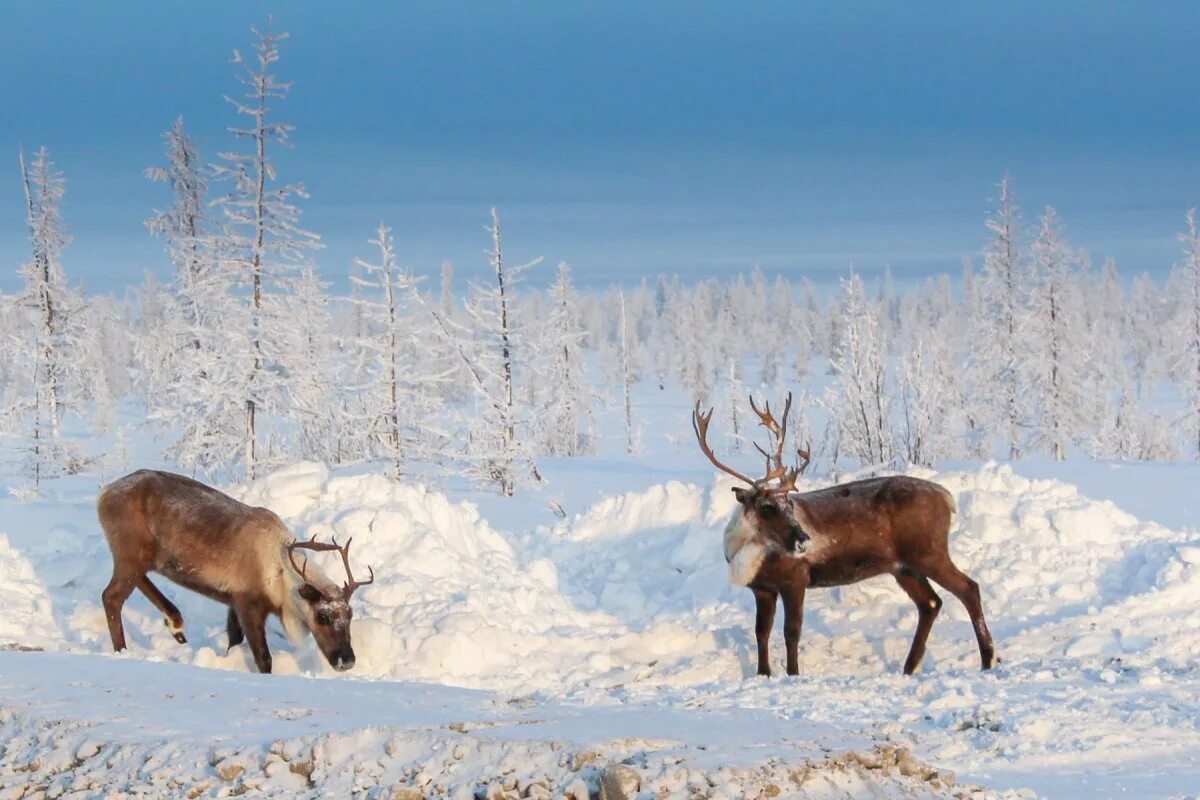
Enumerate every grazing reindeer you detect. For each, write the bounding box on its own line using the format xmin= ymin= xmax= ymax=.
xmin=96 ymin=469 xmax=374 ymax=674
xmin=693 ymin=395 xmax=995 ymax=676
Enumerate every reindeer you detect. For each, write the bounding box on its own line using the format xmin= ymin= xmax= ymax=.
xmin=96 ymin=469 xmax=373 ymax=674
xmin=693 ymin=395 xmax=995 ymax=677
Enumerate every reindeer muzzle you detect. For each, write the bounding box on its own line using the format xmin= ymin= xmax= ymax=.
xmin=331 ymin=648 xmax=356 ymax=672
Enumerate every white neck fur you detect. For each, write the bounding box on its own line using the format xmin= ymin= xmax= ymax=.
xmin=723 ymin=510 xmax=771 ymax=586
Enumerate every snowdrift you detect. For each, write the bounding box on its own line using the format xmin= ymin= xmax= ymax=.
xmin=2 ymin=461 xmax=1200 ymax=796
xmin=1 ymin=461 xmax=1198 ymax=689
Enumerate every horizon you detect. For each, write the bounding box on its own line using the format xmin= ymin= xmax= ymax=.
xmin=2 ymin=1 xmax=1199 ymax=295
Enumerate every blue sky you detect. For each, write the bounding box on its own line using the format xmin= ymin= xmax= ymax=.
xmin=1 ymin=1 xmax=1198 ymax=293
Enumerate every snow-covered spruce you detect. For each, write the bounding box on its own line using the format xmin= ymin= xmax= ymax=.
xmin=1 ymin=147 xmax=111 ymax=489
xmin=344 ymin=223 xmax=449 ymax=476
xmin=431 ymin=208 xmax=542 ymax=496
xmin=10 ymin=151 xmax=1200 ymax=477
xmin=209 ymin=27 xmax=323 ymax=478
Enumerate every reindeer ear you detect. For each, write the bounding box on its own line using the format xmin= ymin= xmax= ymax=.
xmin=731 ymin=487 xmax=750 ymax=504
xmin=298 ymin=583 xmax=324 ymax=603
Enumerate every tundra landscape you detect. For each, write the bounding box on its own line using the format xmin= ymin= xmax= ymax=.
xmin=2 ymin=3 xmax=1200 ymax=798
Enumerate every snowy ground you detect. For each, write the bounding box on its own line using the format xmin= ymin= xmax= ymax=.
xmin=3 ymin=450 xmax=1200 ymax=798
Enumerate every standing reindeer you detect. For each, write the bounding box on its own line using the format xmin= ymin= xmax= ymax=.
xmin=694 ymin=394 xmax=995 ymax=676
xmin=96 ymin=469 xmax=373 ymax=674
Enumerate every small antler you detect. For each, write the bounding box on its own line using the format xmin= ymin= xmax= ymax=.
xmin=693 ymin=401 xmax=758 ymax=486
xmin=337 ymin=537 xmax=375 ymax=600
xmin=286 ymin=534 xmax=340 ymax=585
xmin=286 ymin=535 xmax=375 ymax=600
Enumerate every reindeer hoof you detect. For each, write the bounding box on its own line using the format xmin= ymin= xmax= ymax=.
xmin=164 ymin=619 xmax=187 ymax=644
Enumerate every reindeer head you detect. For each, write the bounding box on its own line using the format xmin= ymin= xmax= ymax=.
xmin=693 ymin=394 xmax=813 ymax=577
xmin=286 ymin=537 xmax=374 ymax=671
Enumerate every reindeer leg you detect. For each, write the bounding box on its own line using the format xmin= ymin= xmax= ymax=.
xmin=893 ymin=569 xmax=942 ymax=675
xmin=751 ymin=587 xmax=777 ymax=677
xmin=233 ymin=596 xmax=273 ymax=674
xmin=780 ymin=583 xmax=807 ymax=676
xmin=925 ymin=562 xmax=996 ymax=670
xmin=226 ymin=607 xmax=245 ymax=651
xmin=102 ymin=571 xmax=137 ymax=652
xmin=137 ymin=576 xmax=186 ymax=644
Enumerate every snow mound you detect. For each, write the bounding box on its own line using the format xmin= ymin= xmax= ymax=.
xmin=0 ymin=534 xmax=56 ymax=649
xmin=4 ymin=461 xmax=1200 ymax=794
xmin=5 ymin=461 xmax=1200 ymax=691
xmin=240 ymin=466 xmax=717 ymax=691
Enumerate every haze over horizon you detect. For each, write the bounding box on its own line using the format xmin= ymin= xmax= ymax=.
xmin=2 ymin=1 xmax=1198 ymax=294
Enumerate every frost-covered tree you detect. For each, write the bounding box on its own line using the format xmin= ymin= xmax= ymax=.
xmin=617 ymin=291 xmax=640 ymax=455
xmin=440 ymin=261 xmax=455 ymax=318
xmin=2 ymin=148 xmax=105 ymax=485
xmin=0 ymin=291 xmax=16 ymax=390
xmin=435 ymin=209 xmax=541 ymax=495
xmin=287 ymin=267 xmax=337 ymax=463
xmin=1087 ymin=259 xmax=1129 ymax=400
xmin=535 ymin=262 xmax=598 ymax=457
xmin=16 ymin=148 xmax=72 ymax=439
xmin=825 ymin=272 xmax=893 ymax=466
xmin=891 ymin=266 xmax=982 ymax=462
xmin=146 ymin=116 xmax=209 ymax=316
xmin=211 ymin=26 xmax=321 ymax=476
xmin=1025 ymin=207 xmax=1089 ymax=459
xmin=712 ymin=288 xmax=741 ymax=391
xmin=1089 ymin=391 xmax=1173 ymax=461
xmin=1090 ymin=391 xmax=1141 ymax=460
xmin=85 ymin=296 xmax=127 ymax=430
xmin=648 ymin=277 xmax=677 ymax=390
xmin=896 ymin=340 xmax=950 ymax=467
xmin=1127 ymin=273 xmax=1166 ymax=397
xmin=969 ymin=175 xmax=1027 ymax=458
xmin=137 ymin=227 xmax=249 ymax=477
xmin=797 ymin=278 xmax=822 ymax=373
xmin=750 ymin=268 xmax=781 ymax=387
xmin=348 ymin=224 xmax=448 ymax=475
xmin=668 ymin=282 xmax=713 ymax=403
xmin=140 ymin=116 xmax=217 ymax=416
xmin=722 ymin=358 xmax=746 ymax=453
xmin=150 ymin=301 xmax=248 ymax=476
xmin=1172 ymin=208 xmax=1200 ymax=457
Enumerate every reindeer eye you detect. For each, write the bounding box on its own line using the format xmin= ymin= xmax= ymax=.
xmin=315 ymin=611 xmax=332 ymax=626
xmin=758 ymin=504 xmax=779 ymax=518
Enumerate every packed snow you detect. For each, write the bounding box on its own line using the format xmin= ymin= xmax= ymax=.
xmin=2 ymin=459 xmax=1199 ymax=797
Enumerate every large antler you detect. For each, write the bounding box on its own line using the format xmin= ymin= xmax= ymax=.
xmin=286 ymin=536 xmax=375 ymax=600
xmin=774 ymin=443 xmax=812 ymax=493
xmin=692 ymin=401 xmax=758 ymax=486
xmin=693 ymin=392 xmax=810 ymax=493
xmin=749 ymin=393 xmax=792 ymax=480
xmin=751 ymin=393 xmax=812 ymax=493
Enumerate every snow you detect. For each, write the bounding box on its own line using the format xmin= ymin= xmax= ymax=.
xmin=2 ymin=459 xmax=1200 ymax=797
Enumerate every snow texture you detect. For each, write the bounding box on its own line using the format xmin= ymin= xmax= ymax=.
xmin=2 ymin=461 xmax=1200 ymax=796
